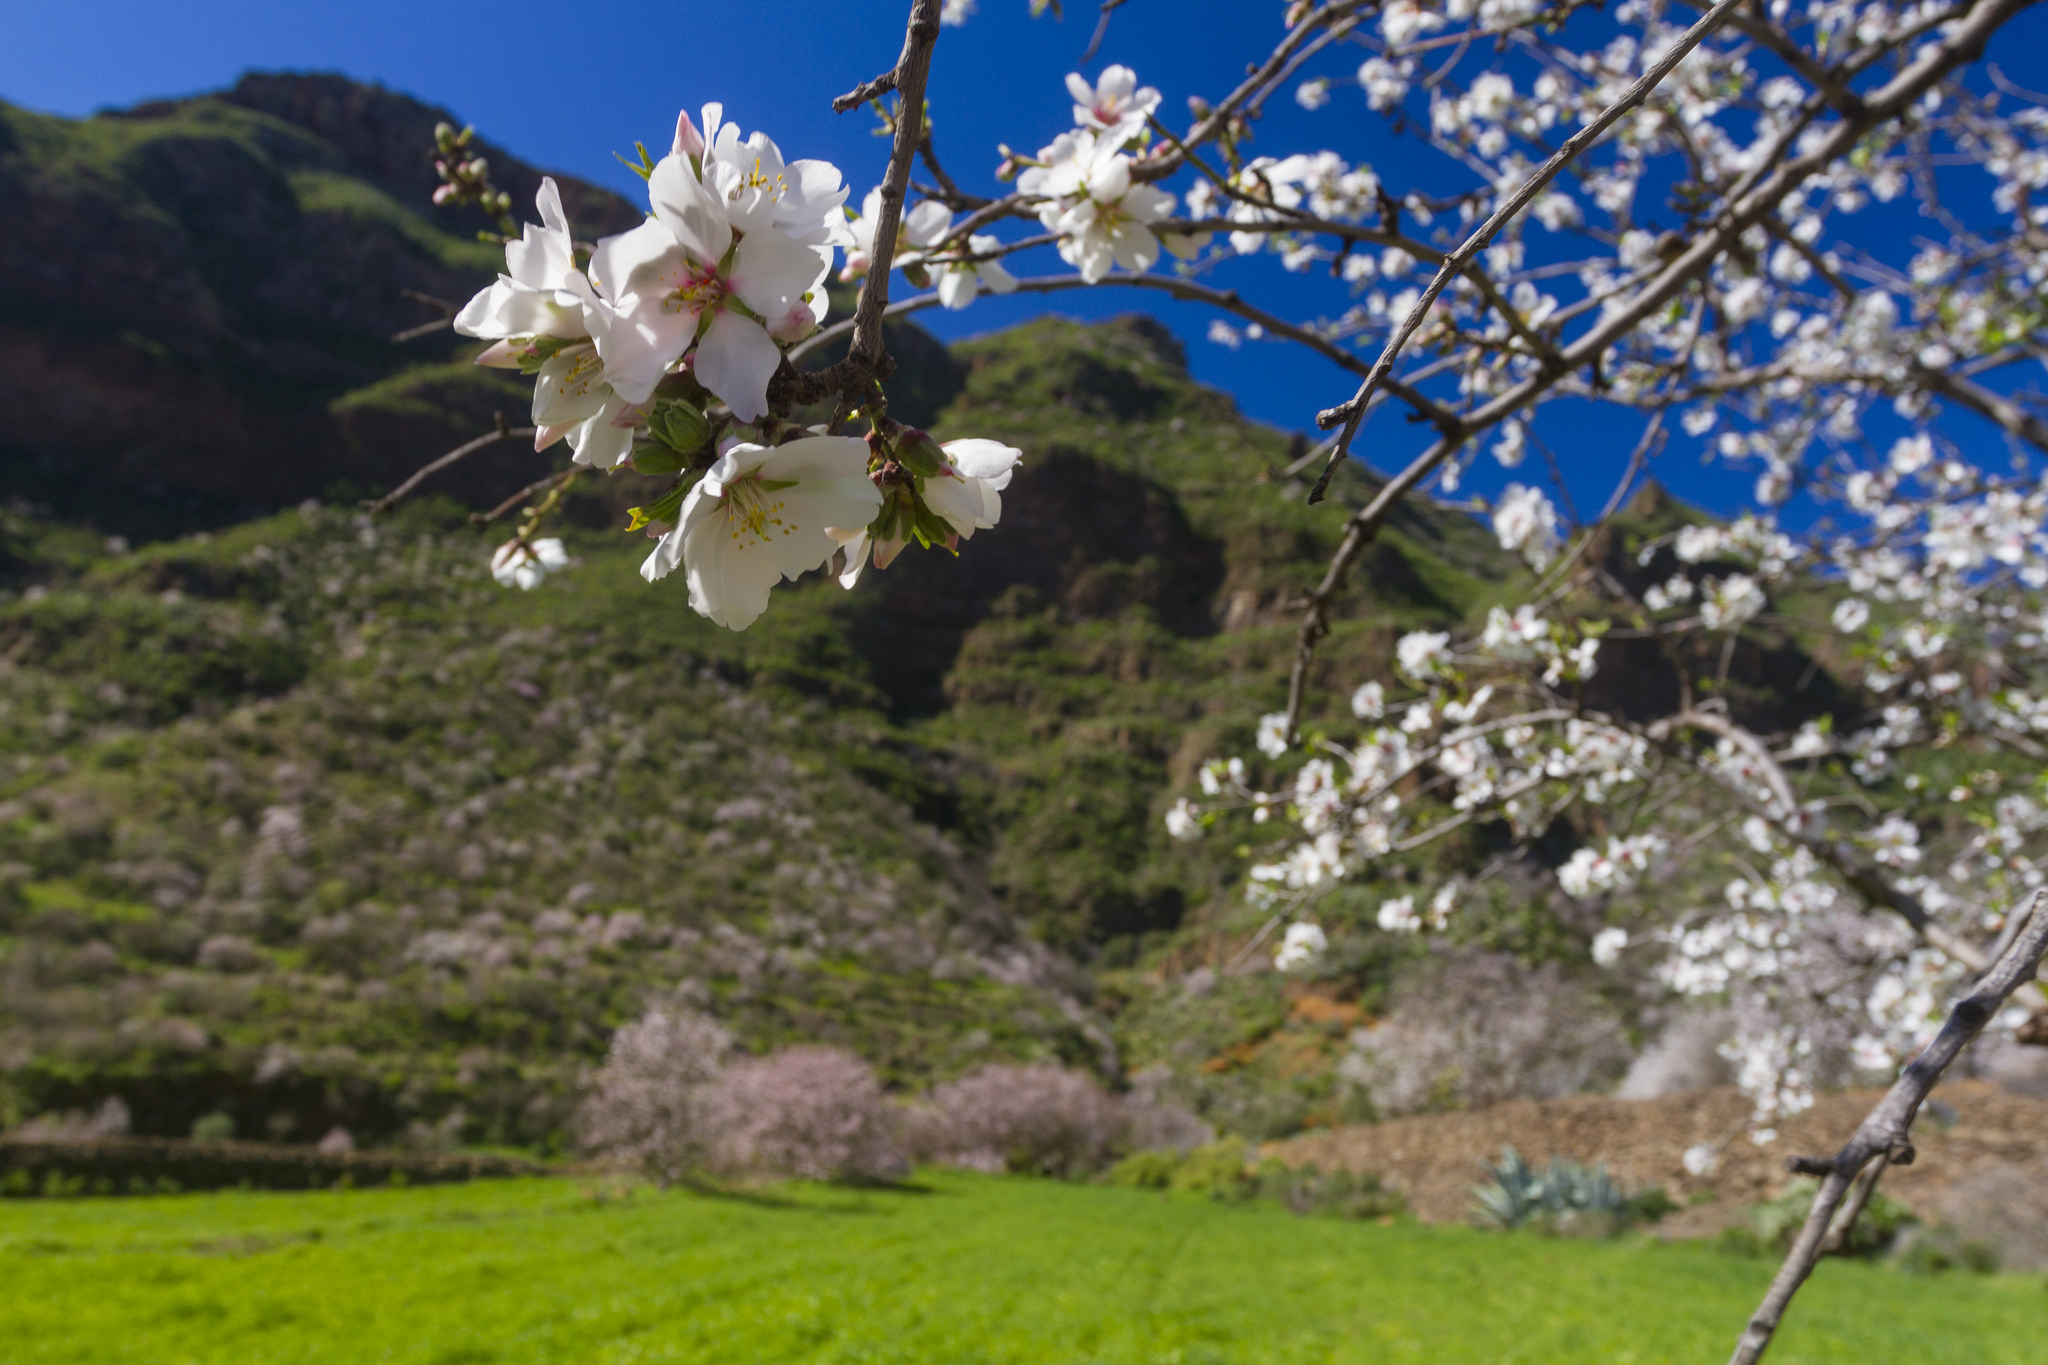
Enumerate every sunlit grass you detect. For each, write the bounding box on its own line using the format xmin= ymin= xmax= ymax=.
xmin=1 ymin=1173 xmax=2039 ymax=1363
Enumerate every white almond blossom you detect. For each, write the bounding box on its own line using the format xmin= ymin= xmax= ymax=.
xmin=1699 ymin=574 xmax=1766 ymax=630
xmin=1274 ymin=921 xmax=1328 ymax=971
xmin=1065 ymin=65 xmax=1160 ymax=132
xmin=935 ymin=234 xmax=1019 ymax=309
xmin=921 ymin=439 xmax=1022 ymax=540
xmin=524 ymin=343 xmax=647 ymax=470
xmin=490 ymin=538 xmax=568 ymax=591
xmin=835 ymin=437 xmax=1022 ymax=587
xmin=1491 ymin=483 xmax=1563 ymax=570
xmin=641 ymin=437 xmax=882 ymax=630
xmin=841 ymin=188 xmax=952 ymax=282
xmin=695 ymin=103 xmax=851 ymax=252
xmin=1395 ymin=630 xmax=1452 ymax=679
xmin=589 ymin=154 xmax=825 ymax=421
xmin=455 ymin=177 xmax=602 ymax=344
xmin=1049 ymin=153 xmax=1175 ymax=283
xmin=1376 ymin=896 xmax=1422 ymax=933
xmin=455 ymin=180 xmax=639 ymax=468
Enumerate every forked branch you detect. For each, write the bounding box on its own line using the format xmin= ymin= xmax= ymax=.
xmin=1727 ymin=889 xmax=2048 ymax=1364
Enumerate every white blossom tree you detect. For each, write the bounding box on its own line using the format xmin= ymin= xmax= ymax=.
xmin=374 ymin=1 xmax=2048 ymax=1356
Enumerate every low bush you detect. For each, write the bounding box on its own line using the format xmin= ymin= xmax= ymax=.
xmin=1106 ymin=1141 xmax=1405 ymax=1220
xmin=575 ymin=1007 xmax=735 ymax=1186
xmin=1105 ymin=1149 xmax=1180 ymax=1190
xmin=1717 ymin=1177 xmax=1923 ymax=1262
xmin=1891 ymin=1225 xmax=2001 ymax=1276
xmin=905 ymin=1064 xmax=1127 ymax=1178
xmin=1259 ymin=1163 xmax=1406 ymax=1221
xmin=703 ymin=1047 xmax=906 ymax=1183
xmin=1343 ymin=951 xmax=1631 ymax=1119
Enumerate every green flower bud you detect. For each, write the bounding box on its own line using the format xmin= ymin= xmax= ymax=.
xmin=629 ymin=445 xmax=685 ymax=475
xmin=894 ymin=427 xmax=949 ymax=480
xmin=648 ymin=399 xmax=711 ymax=455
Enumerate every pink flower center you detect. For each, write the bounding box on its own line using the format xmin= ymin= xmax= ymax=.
xmin=666 ymin=263 xmax=727 ymax=316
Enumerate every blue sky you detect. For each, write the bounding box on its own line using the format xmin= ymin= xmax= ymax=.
xmin=0 ymin=2 xmax=1506 ymax=484
xmin=4 ymin=1 xmax=2039 ymax=521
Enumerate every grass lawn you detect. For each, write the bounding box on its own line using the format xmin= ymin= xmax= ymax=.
xmin=0 ymin=1173 xmax=2040 ymax=1363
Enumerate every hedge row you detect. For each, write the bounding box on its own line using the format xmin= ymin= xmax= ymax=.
xmin=0 ymin=1137 xmax=546 ymax=1197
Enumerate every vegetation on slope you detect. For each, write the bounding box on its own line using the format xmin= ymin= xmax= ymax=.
xmin=0 ymin=76 xmax=1918 ymax=1152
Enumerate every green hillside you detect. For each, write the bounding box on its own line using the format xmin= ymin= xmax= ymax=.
xmin=0 ymin=75 xmax=1874 ymax=1151
xmin=0 ymin=294 xmax=1509 ymax=1147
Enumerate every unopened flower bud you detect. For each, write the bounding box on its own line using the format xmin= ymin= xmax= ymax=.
xmin=473 ymin=338 xmax=535 ymax=368
xmin=893 ymin=427 xmax=949 ymax=480
xmin=648 ymin=399 xmax=711 ymax=454
xmin=673 ymin=109 xmax=705 ymax=159
xmin=629 ymin=445 xmax=686 ymax=475
xmin=434 ymin=121 xmax=456 ymax=148
xmin=1187 ymin=96 xmax=1212 ymax=119
xmin=432 ymin=184 xmax=457 ymax=205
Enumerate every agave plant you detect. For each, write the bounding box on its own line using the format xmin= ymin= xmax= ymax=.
xmin=1471 ymin=1146 xmax=1628 ymax=1230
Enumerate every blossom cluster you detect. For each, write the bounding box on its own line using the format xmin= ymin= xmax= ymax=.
xmin=448 ymin=105 xmax=1023 ymax=631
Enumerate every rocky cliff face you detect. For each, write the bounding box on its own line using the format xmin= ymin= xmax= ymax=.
xmin=0 ymin=75 xmax=639 ymax=527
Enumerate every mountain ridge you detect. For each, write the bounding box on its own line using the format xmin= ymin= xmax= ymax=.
xmin=0 ymin=75 xmax=1860 ymax=1150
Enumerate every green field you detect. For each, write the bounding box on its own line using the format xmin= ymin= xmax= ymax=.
xmin=0 ymin=1175 xmax=2041 ymax=1363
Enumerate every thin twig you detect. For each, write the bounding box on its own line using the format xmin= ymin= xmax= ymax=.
xmin=1306 ymin=0 xmax=1747 ymax=502
xmin=391 ymin=317 xmax=455 ymax=343
xmin=363 ymin=416 xmax=532 ymax=514
xmin=1079 ymin=0 xmax=1131 ymax=65
xmin=791 ymin=272 xmax=1458 ymax=431
xmin=471 ymin=468 xmax=576 ymax=527
xmin=1728 ymin=888 xmax=2048 ymax=1364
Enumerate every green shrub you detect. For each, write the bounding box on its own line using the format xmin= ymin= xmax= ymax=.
xmin=1892 ymin=1226 xmax=2000 ymax=1276
xmin=189 ymin=1112 xmax=236 ymax=1143
xmin=1717 ymin=1178 xmax=1919 ymax=1260
xmin=1105 ymin=1149 xmax=1180 ymax=1190
xmin=1168 ymin=1139 xmax=1254 ymax=1198
xmin=1257 ymin=1161 xmax=1405 ymax=1220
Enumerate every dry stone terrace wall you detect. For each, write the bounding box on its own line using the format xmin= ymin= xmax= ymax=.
xmin=1273 ymin=1081 xmax=2048 ymax=1268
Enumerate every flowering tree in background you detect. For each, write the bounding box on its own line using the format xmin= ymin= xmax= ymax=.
xmin=380 ymin=0 xmax=2048 ymax=1356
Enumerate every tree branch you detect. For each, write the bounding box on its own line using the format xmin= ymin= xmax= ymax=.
xmin=1278 ymin=0 xmax=2039 ymax=726
xmin=1728 ymin=888 xmax=2048 ymax=1364
xmin=848 ymin=1 xmax=944 ymax=369
xmin=1307 ymin=0 xmax=1748 ymax=502
xmin=363 ymin=416 xmax=533 ymax=515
